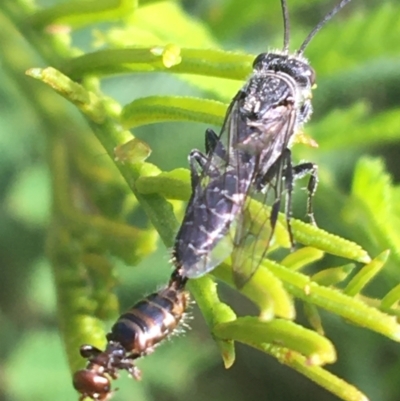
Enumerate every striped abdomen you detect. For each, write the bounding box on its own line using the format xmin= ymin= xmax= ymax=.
xmin=73 ymin=272 xmax=189 ymax=401
xmin=107 ymin=285 xmax=189 ymax=356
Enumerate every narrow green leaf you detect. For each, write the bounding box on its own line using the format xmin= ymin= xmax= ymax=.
xmin=263 ymin=259 xmax=400 ymax=341
xmin=28 ymin=0 xmax=137 ymax=29
xmin=381 ymin=283 xmax=400 ymax=310
xmin=214 ymin=317 xmax=336 ymax=365
xmin=121 ymin=96 xmax=226 ymax=129
xmin=381 ymin=284 xmax=400 ymax=311
xmin=247 ymin=197 xmax=370 ymax=263
xmin=348 ymin=158 xmax=400 ymax=269
xmin=312 ymin=264 xmax=355 ymax=287
xmin=97 ymin=1 xmax=243 ymax=98
xmin=62 ymin=47 xmax=252 ymax=81
xmin=135 ymin=168 xmax=191 ymax=201
xmin=309 ymin=2 xmax=400 ymax=75
xmin=281 ymin=247 xmax=324 ymax=271
xmin=288 ymin=218 xmax=371 ymax=264
xmin=26 ymin=67 xmax=106 ymax=123
xmin=188 ymin=277 xmax=236 ymax=368
xmin=303 ymin=302 xmax=324 ymax=335
xmin=213 ymin=262 xmax=295 ymax=321
xmin=344 ymin=251 xmax=390 ymax=296
xmin=267 ymin=345 xmax=369 ymax=401
xmin=67 ymin=315 xmax=106 ymax=372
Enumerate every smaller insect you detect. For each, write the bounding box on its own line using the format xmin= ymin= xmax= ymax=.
xmin=73 ymin=270 xmax=189 ymax=401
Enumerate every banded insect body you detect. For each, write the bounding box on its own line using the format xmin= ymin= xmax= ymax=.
xmin=73 ymin=273 xmax=188 ymax=401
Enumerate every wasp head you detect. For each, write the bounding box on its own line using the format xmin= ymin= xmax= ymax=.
xmin=73 ymin=366 xmax=112 ymax=401
xmin=252 ymin=53 xmax=316 ymax=89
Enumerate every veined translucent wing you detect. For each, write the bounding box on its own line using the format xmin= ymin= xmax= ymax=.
xmin=172 ymin=98 xmax=255 ymax=278
xmin=173 ymin=52 xmax=317 ymax=283
xmin=229 ymin=68 xmax=300 ymax=288
xmin=231 ymin=151 xmax=294 ymax=289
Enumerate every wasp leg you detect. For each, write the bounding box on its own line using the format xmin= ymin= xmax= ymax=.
xmin=79 ymin=345 xmax=103 ymax=358
xmin=205 ymin=128 xmax=228 ymax=160
xmin=269 ymin=152 xmax=294 ymax=251
xmin=188 ymin=149 xmax=208 ymax=189
xmin=292 ymin=162 xmax=319 ymax=226
xmin=261 ymin=154 xmax=319 ymax=248
xmin=254 ymin=149 xmax=296 ymax=249
xmin=205 ymin=128 xmax=219 ymax=154
xmin=281 ymin=150 xmax=295 ymax=250
xmin=115 ymin=357 xmax=142 ymax=380
xmin=189 ymin=128 xmax=227 ymax=188
xmin=281 ymin=156 xmax=319 ymax=249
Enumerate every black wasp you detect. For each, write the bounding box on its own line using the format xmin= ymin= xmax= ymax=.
xmin=73 ymin=269 xmax=189 ymax=401
xmin=174 ymin=0 xmax=352 ymax=288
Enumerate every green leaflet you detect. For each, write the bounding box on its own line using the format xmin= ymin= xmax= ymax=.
xmin=263 ymin=258 xmax=400 ymax=342
xmin=28 ymin=0 xmax=137 ymax=29
xmin=214 ymin=262 xmax=295 ymax=321
xmin=348 ymin=158 xmax=400 ymax=270
xmin=63 ymin=47 xmax=252 ymax=81
xmin=344 ymin=251 xmax=390 ymax=296
xmin=121 ymin=96 xmax=227 ymax=129
xmin=214 ymin=317 xmax=336 ymax=365
xmin=312 ymin=264 xmax=355 ymax=287
xmin=188 ymin=276 xmax=237 ymax=369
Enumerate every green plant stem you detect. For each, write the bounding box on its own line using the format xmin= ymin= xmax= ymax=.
xmin=62 ymin=48 xmax=253 ymax=80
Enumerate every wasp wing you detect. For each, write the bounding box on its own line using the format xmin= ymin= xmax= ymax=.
xmin=231 ymin=101 xmax=297 ymax=288
xmin=173 ymin=95 xmax=254 ymax=279
xmin=174 ymin=78 xmax=298 ymax=285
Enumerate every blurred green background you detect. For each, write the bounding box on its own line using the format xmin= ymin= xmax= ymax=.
xmin=1 ymin=0 xmax=400 ymax=401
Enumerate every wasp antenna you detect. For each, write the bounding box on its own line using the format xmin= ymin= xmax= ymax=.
xmin=281 ymin=0 xmax=290 ymax=52
xmin=297 ymin=0 xmax=352 ymax=55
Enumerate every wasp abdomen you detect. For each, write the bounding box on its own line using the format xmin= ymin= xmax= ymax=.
xmin=107 ymin=287 xmax=188 ymax=355
xmin=173 ymin=168 xmax=252 ymax=279
xmin=73 ymin=276 xmax=189 ymax=401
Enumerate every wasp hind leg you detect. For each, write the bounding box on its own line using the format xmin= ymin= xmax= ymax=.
xmin=254 ymin=149 xmax=294 ymax=249
xmin=282 ymin=157 xmax=319 ymax=250
xmin=282 ymin=151 xmax=296 ymax=250
xmin=292 ymin=162 xmax=319 ymax=226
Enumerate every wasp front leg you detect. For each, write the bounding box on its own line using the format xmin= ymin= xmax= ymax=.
xmin=204 ymin=128 xmax=228 ymax=161
xmin=188 ymin=149 xmax=208 ymax=190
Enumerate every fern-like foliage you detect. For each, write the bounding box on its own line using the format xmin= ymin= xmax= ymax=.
xmin=2 ymin=1 xmax=400 ymax=401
